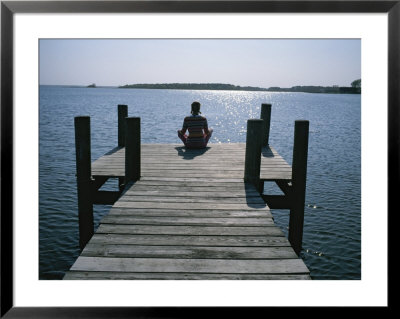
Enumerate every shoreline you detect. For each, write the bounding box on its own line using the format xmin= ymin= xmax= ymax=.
xmin=39 ymin=84 xmax=361 ymax=94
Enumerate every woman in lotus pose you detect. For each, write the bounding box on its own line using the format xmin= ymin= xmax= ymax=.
xmin=178 ymin=101 xmax=213 ymax=149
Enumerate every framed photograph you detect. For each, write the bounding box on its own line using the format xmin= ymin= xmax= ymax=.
xmin=1 ymin=0 xmax=395 ymax=316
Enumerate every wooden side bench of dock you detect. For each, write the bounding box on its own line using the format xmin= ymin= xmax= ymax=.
xmin=65 ymin=104 xmax=310 ymax=280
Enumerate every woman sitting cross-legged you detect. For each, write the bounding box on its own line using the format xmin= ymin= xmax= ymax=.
xmin=178 ymin=101 xmax=213 ymax=149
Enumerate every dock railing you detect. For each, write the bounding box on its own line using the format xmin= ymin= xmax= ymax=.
xmin=74 ymin=109 xmax=141 ymax=250
xmin=244 ymin=104 xmax=309 ymax=255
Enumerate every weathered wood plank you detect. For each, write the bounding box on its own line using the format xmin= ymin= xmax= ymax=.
xmin=92 ymin=165 xmax=290 ymax=173
xmin=142 ymin=172 xmax=246 ymax=178
xmin=93 ymin=143 xmax=281 ymax=151
xmin=116 ymin=196 xmax=266 ymax=205
xmin=101 ymin=216 xmax=275 ymax=226
xmin=137 ymin=170 xmax=291 ymax=176
xmin=122 ymin=189 xmax=261 ymax=198
xmin=142 ymin=162 xmax=290 ymax=166
xmin=89 ymin=234 xmax=290 ymax=247
xmin=91 ymin=173 xmax=292 ymax=183
xmin=130 ymin=179 xmax=255 ymax=187
xmin=81 ymin=244 xmax=298 ymax=259
xmin=96 ymin=224 xmax=285 ymax=236
xmin=140 ymin=168 xmax=291 ymax=174
xmin=260 ymin=173 xmax=292 ymax=180
xmin=113 ymin=201 xmax=267 ymax=210
xmin=142 ymin=153 xmax=285 ymax=159
xmin=122 ymin=185 xmax=260 ymax=193
xmin=64 ymin=271 xmax=311 ymax=280
xmin=95 ymin=166 xmax=291 ymax=171
xmin=120 ymin=192 xmax=262 ymax=198
xmin=70 ymin=256 xmax=310 ymax=274
xmin=132 ymin=177 xmax=245 ymax=183
xmin=108 ymin=208 xmax=273 ymax=218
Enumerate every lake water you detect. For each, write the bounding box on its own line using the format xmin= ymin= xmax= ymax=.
xmin=39 ymin=86 xmax=361 ymax=280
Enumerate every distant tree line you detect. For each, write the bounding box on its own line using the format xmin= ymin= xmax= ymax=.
xmin=266 ymin=85 xmax=360 ymax=94
xmin=119 ymin=83 xmax=269 ymax=91
xmin=119 ymin=80 xmax=361 ymax=94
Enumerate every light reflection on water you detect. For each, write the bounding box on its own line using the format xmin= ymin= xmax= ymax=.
xmin=39 ymin=86 xmax=361 ymax=280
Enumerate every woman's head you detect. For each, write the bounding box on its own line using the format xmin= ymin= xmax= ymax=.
xmin=191 ymin=101 xmax=201 ymax=115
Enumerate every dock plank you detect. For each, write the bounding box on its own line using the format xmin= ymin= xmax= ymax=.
xmin=100 ymin=216 xmax=275 ymax=226
xmin=64 ymin=272 xmax=311 ymax=280
xmin=112 ymin=202 xmax=267 ymax=210
xmin=96 ymin=224 xmax=285 ymax=236
xmin=116 ymin=196 xmax=266 ymax=204
xmin=88 ymin=234 xmax=290 ymax=247
xmin=70 ymin=256 xmax=309 ymax=274
xmin=107 ymin=208 xmax=273 ymax=218
xmin=81 ymin=244 xmax=298 ymax=259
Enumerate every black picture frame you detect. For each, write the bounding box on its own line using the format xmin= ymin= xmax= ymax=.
xmin=1 ymin=0 xmax=395 ymax=317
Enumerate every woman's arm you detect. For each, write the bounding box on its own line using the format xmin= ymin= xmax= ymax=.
xmin=181 ymin=118 xmax=188 ymax=134
xmin=203 ymin=118 xmax=210 ymax=135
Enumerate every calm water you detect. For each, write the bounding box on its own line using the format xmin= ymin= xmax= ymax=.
xmin=39 ymin=86 xmax=361 ymax=280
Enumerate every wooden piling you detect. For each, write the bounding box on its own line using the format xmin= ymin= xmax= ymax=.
xmin=118 ymin=105 xmax=128 ymax=190
xmin=289 ymin=120 xmax=309 ymax=255
xmin=74 ymin=116 xmax=94 ymax=250
xmin=260 ymin=103 xmax=272 ymax=146
xmin=244 ymin=119 xmax=263 ymax=189
xmin=125 ymin=117 xmax=141 ymax=183
xmin=118 ymin=104 xmax=128 ymax=147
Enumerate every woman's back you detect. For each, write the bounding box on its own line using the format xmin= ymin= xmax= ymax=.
xmin=183 ymin=115 xmax=209 ymax=138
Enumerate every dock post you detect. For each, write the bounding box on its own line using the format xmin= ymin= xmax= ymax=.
xmin=74 ymin=116 xmax=94 ymax=250
xmin=118 ymin=105 xmax=128 ymax=190
xmin=118 ymin=104 xmax=128 ymax=147
xmin=260 ymin=103 xmax=272 ymax=146
xmin=289 ymin=120 xmax=309 ymax=255
xmin=244 ymin=119 xmax=263 ymax=191
xmin=125 ymin=117 xmax=141 ymax=183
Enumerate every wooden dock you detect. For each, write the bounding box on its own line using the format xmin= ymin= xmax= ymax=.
xmin=65 ymin=104 xmax=310 ymax=280
xmin=64 ymin=143 xmax=310 ymax=280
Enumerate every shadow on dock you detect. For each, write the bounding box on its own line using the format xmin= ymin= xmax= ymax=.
xmin=244 ymin=182 xmax=267 ymax=209
xmin=175 ymin=146 xmax=210 ymax=159
xmin=104 ymin=146 xmax=123 ymax=155
xmin=261 ymin=146 xmax=275 ymax=158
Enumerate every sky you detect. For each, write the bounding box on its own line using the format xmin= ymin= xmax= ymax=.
xmin=39 ymin=39 xmax=361 ymax=88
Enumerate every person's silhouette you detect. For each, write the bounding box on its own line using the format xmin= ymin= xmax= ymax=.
xmin=178 ymin=101 xmax=213 ymax=149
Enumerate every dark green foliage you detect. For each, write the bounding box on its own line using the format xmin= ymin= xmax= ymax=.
xmin=119 ymin=83 xmax=361 ymax=94
xmin=351 ymin=79 xmax=361 ymax=88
